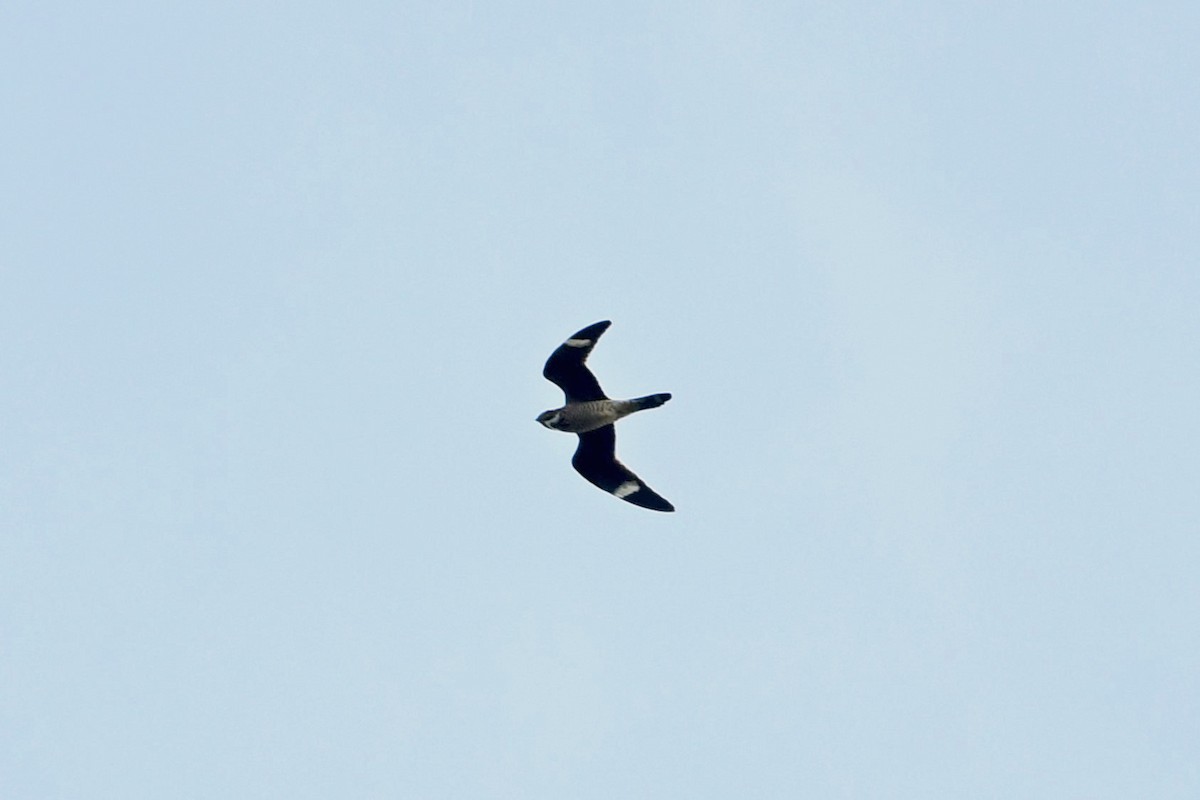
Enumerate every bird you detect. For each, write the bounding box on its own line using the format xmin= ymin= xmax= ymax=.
xmin=537 ymin=320 xmax=674 ymax=512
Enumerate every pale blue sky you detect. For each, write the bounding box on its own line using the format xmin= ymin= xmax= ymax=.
xmin=3 ymin=2 xmax=1198 ymax=797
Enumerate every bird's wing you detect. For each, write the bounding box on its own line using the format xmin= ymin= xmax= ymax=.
xmin=572 ymin=424 xmax=674 ymax=512
xmin=542 ymin=320 xmax=611 ymax=402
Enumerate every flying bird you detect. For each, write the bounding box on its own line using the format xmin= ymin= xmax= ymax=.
xmin=537 ymin=320 xmax=674 ymax=512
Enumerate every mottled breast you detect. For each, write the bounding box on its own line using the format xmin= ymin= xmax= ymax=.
xmin=558 ymin=400 xmax=624 ymax=433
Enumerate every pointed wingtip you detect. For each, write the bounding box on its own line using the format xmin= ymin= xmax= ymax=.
xmin=628 ymin=491 xmax=674 ymax=513
xmin=566 ymin=320 xmax=611 ymax=341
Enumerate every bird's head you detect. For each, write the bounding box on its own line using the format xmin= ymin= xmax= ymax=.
xmin=536 ymin=410 xmax=563 ymax=430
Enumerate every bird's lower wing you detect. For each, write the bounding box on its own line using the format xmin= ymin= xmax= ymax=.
xmin=571 ymin=425 xmax=674 ymax=512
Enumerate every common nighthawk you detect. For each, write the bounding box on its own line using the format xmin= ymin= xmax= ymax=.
xmin=537 ymin=320 xmax=674 ymax=512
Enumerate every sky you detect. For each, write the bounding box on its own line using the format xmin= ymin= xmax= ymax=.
xmin=3 ymin=2 xmax=1199 ymax=797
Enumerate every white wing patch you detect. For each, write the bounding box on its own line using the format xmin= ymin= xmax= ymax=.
xmin=565 ymin=338 xmax=591 ymax=347
xmin=613 ymin=480 xmax=640 ymax=498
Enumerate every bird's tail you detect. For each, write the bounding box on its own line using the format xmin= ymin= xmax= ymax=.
xmin=631 ymin=393 xmax=672 ymax=411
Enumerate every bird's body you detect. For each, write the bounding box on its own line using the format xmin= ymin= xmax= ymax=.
xmin=537 ymin=320 xmax=674 ymax=512
xmin=537 ymin=396 xmax=670 ymax=434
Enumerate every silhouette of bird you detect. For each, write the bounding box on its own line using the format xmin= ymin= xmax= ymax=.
xmin=537 ymin=320 xmax=674 ymax=512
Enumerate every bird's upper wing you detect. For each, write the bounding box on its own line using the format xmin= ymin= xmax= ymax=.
xmin=572 ymin=424 xmax=674 ymax=512
xmin=542 ymin=320 xmax=611 ymax=402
